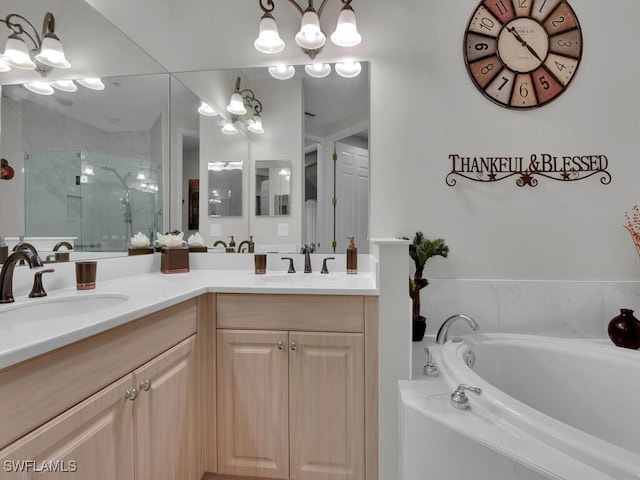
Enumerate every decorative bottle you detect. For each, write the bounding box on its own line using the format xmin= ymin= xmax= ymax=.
xmin=346 ymin=236 xmax=357 ymax=274
xmin=607 ymin=309 xmax=640 ymax=349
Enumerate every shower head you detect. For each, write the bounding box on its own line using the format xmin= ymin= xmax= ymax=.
xmin=101 ymin=166 xmax=131 ymax=190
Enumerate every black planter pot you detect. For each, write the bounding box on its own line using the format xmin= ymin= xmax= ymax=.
xmin=412 ymin=316 xmax=427 ymax=342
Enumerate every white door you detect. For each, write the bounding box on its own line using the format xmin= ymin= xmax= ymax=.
xmin=335 ymin=142 xmax=369 ymax=254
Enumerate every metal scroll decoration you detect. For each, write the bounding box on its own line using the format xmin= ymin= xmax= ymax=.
xmin=446 ymin=153 xmax=611 ymax=187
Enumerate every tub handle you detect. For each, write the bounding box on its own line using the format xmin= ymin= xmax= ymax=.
xmin=423 ymin=347 xmax=439 ymax=377
xmin=451 ymin=384 xmax=482 ymax=410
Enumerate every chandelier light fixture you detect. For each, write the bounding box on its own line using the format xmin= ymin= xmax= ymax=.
xmin=0 ymin=12 xmax=105 ymax=96
xmin=0 ymin=12 xmax=70 ymax=71
xmin=255 ymin=0 xmax=361 ymax=59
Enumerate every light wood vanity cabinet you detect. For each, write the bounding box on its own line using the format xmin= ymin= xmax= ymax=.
xmin=215 ymin=293 xmax=377 ymax=480
xmin=0 ymin=299 xmax=199 ymax=480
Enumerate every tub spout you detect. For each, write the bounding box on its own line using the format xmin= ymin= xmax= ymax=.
xmin=436 ymin=314 xmax=478 ymax=344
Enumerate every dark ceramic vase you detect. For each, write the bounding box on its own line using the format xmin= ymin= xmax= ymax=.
xmin=607 ymin=308 xmax=640 ymax=349
xmin=412 ymin=316 xmax=427 ymax=342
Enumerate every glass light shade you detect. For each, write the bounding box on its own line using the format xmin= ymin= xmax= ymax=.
xmin=330 ymin=7 xmax=361 ymax=47
xmin=35 ymin=35 xmax=70 ymax=68
xmin=198 ymin=101 xmax=218 ymax=116
xmin=0 ymin=58 xmax=10 ymax=72
xmin=77 ymin=78 xmax=105 ymax=90
xmin=226 ymin=92 xmax=247 ymax=115
xmin=305 ymin=63 xmax=331 ymax=78
xmin=83 ymin=164 xmax=95 ymax=176
xmin=335 ymin=61 xmax=362 ymax=78
xmin=24 ymin=81 xmax=54 ymax=95
xmin=295 ymin=10 xmax=326 ymax=49
xmin=2 ymin=35 xmax=36 ymax=70
xmin=50 ymin=80 xmax=77 ymax=92
xmin=254 ymin=15 xmax=285 ymax=54
xmin=221 ymin=123 xmax=238 ymax=135
xmin=268 ymin=64 xmax=295 ymax=80
xmin=137 ymin=169 xmax=146 ymax=180
xmin=247 ymin=115 xmax=264 ymax=134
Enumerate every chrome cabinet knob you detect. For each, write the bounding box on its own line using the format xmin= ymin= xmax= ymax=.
xmin=139 ymin=379 xmax=151 ymax=391
xmin=124 ymin=388 xmax=138 ymax=401
xmin=277 ymin=340 xmax=285 ymax=350
xmin=290 ymin=341 xmax=298 ymax=351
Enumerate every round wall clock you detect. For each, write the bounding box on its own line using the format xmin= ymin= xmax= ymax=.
xmin=464 ymin=0 xmax=582 ymax=109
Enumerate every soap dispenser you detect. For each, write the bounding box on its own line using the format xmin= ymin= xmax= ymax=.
xmin=0 ymin=236 xmax=7 ymax=264
xmin=248 ymin=235 xmax=255 ymax=253
xmin=226 ymin=235 xmax=236 ymax=253
xmin=346 ymin=236 xmax=357 ymax=274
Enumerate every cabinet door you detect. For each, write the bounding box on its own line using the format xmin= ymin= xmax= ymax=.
xmin=289 ymin=332 xmax=365 ymax=480
xmin=0 ymin=374 xmax=134 ymax=479
xmin=217 ymin=330 xmax=289 ymax=479
xmin=133 ymin=336 xmax=197 ymax=480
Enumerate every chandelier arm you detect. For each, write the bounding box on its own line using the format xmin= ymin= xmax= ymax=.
xmin=258 ymin=0 xmax=276 ymax=14
xmin=317 ymin=0 xmax=331 ymax=17
xmin=42 ymin=12 xmax=56 ymax=37
xmin=2 ymin=14 xmax=42 ymax=49
xmin=285 ymin=0 xmax=306 ymax=16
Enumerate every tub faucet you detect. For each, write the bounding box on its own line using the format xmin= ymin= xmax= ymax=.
xmin=0 ymin=250 xmax=44 ymax=303
xmin=436 ymin=314 xmax=478 ymax=344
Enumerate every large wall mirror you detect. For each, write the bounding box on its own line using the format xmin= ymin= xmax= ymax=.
xmin=0 ymin=0 xmax=369 ymax=258
xmin=172 ymin=62 xmax=369 ymax=254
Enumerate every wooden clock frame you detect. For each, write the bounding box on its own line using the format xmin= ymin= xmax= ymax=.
xmin=464 ymin=0 xmax=583 ymax=110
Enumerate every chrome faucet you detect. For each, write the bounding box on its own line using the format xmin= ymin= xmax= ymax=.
xmin=0 ymin=250 xmax=44 ymax=303
xmin=436 ymin=314 xmax=478 ymax=344
xmin=301 ymin=244 xmax=314 ymax=273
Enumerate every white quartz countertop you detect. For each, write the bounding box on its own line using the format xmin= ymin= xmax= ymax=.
xmin=0 ymin=269 xmax=377 ymax=370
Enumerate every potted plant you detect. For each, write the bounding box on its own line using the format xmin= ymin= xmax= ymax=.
xmin=409 ymin=231 xmax=449 ymax=341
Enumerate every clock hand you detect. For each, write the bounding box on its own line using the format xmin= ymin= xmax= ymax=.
xmin=507 ymin=26 xmax=526 ymax=45
xmin=507 ymin=26 xmax=543 ymax=62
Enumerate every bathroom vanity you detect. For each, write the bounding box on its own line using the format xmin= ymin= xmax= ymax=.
xmin=0 ymin=261 xmax=378 ymax=480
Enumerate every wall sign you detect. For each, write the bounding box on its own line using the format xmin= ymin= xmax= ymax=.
xmin=446 ymin=153 xmax=611 ymax=187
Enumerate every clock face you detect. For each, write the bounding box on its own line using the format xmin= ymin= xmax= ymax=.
xmin=464 ymin=0 xmax=582 ymax=109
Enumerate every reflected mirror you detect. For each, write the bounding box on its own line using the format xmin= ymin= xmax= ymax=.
xmin=256 ymin=160 xmax=291 ymax=216
xmin=173 ymin=62 xmax=369 ymax=254
xmin=208 ymin=161 xmax=243 ymax=217
xmin=1 ymin=74 xmax=169 ymax=253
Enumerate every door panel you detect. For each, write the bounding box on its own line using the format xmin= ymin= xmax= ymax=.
xmin=217 ymin=330 xmax=289 ymax=479
xmin=289 ymin=331 xmax=365 ymax=480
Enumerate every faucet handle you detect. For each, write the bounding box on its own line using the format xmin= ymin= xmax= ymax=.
xmin=320 ymin=257 xmax=335 ymax=274
xmin=423 ymin=347 xmax=439 ymax=377
xmin=281 ymin=257 xmax=295 ymax=273
xmin=29 ymin=268 xmax=55 ymax=298
xmin=450 ymin=384 xmax=482 ymax=410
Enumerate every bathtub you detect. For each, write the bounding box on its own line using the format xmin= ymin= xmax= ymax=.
xmin=399 ymin=334 xmax=640 ymax=480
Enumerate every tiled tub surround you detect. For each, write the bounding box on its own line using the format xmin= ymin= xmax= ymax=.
xmin=421 ymin=279 xmax=640 ymax=340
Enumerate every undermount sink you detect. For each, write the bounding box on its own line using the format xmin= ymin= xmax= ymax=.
xmin=0 ymin=293 xmax=130 ymax=322
xmin=259 ymin=273 xmax=339 ymax=287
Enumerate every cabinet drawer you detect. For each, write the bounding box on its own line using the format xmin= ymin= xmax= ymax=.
xmin=216 ymin=294 xmax=365 ymax=332
xmin=0 ymin=298 xmax=197 ymax=449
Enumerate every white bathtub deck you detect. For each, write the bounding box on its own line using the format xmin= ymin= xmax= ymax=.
xmin=400 ymin=379 xmax=614 ymax=480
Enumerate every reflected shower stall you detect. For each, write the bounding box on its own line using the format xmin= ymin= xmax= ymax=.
xmin=25 ymin=151 xmax=162 ymax=252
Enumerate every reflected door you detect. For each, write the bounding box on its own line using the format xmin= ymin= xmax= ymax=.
xmin=335 ymin=142 xmax=369 ymax=254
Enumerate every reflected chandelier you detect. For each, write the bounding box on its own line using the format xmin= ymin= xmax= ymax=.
xmin=254 ymin=0 xmax=361 ymax=59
